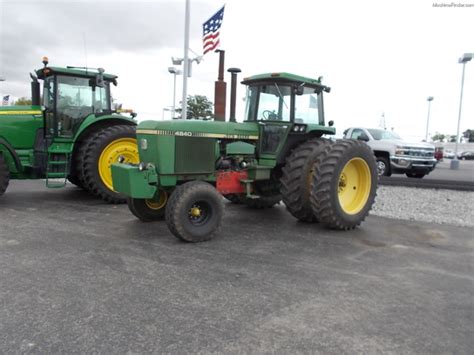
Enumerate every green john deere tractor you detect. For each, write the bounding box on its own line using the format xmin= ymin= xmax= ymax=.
xmin=0 ymin=57 xmax=139 ymax=203
xmin=112 ymin=70 xmax=378 ymax=242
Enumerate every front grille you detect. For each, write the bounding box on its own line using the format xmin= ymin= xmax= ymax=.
xmin=175 ymin=137 xmax=215 ymax=173
xmin=399 ymin=148 xmax=434 ymax=158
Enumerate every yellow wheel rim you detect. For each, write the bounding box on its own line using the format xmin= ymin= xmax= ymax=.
xmin=98 ymin=138 xmax=139 ymax=191
xmin=337 ymin=158 xmax=371 ymax=215
xmin=145 ymin=191 xmax=168 ymax=210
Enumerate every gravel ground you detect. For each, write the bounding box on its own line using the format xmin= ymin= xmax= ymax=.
xmin=372 ymin=185 xmax=474 ymax=228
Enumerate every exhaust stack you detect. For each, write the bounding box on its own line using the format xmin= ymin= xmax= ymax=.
xmin=30 ymin=73 xmax=40 ymax=106
xmin=213 ymin=50 xmax=226 ymax=121
xmin=227 ymin=67 xmax=241 ymax=123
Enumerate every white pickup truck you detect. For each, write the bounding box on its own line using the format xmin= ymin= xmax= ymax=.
xmin=343 ymin=127 xmax=437 ymax=178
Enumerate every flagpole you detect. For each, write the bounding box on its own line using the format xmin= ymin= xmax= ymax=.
xmin=181 ymin=0 xmax=190 ymax=120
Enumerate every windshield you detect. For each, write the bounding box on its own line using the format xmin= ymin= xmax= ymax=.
xmin=57 ymin=75 xmax=110 ymax=113
xmin=245 ymin=84 xmax=291 ymax=121
xmin=294 ymin=86 xmax=320 ymax=124
xmin=368 ymin=129 xmax=402 ymax=140
xmin=244 ymin=83 xmax=321 ymax=124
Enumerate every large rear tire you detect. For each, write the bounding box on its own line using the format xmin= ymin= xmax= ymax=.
xmin=82 ymin=125 xmax=139 ymax=203
xmin=165 ymin=181 xmax=224 ymax=243
xmin=127 ymin=190 xmax=168 ymax=222
xmin=280 ymin=138 xmax=331 ymax=222
xmin=0 ymin=154 xmax=10 ymax=196
xmin=310 ymin=140 xmax=377 ymax=230
xmin=68 ymin=138 xmax=91 ymax=190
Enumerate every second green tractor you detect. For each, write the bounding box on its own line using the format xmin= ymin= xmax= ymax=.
xmin=0 ymin=58 xmax=139 ymax=203
xmin=112 ymin=71 xmax=378 ymax=242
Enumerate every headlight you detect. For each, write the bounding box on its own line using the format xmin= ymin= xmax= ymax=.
xmin=140 ymin=138 xmax=148 ymax=150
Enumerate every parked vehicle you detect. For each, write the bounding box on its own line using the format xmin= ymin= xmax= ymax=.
xmin=111 ymin=71 xmax=378 ymax=242
xmin=458 ymin=151 xmax=474 ymax=160
xmin=0 ymin=57 xmax=139 ymax=203
xmin=343 ymin=127 xmax=437 ymax=178
xmin=444 ymin=149 xmax=455 ymax=159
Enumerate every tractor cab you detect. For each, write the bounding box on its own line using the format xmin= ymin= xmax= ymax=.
xmin=241 ymin=72 xmax=333 ymax=160
xmin=35 ymin=57 xmax=117 ymax=139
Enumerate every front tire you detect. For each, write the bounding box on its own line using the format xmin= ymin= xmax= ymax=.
xmin=82 ymin=125 xmax=139 ymax=203
xmin=0 ymin=154 xmax=10 ymax=196
xmin=165 ymin=181 xmax=224 ymax=242
xmin=310 ymin=140 xmax=377 ymax=230
xmin=127 ymin=190 xmax=168 ymax=222
xmin=376 ymin=156 xmax=391 ymax=177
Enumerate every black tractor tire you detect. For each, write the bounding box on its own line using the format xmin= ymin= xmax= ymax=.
xmin=280 ymin=138 xmax=332 ymax=222
xmin=406 ymin=172 xmax=425 ymax=178
xmin=68 ymin=139 xmax=91 ymax=190
xmin=67 ymin=173 xmax=84 ymax=189
xmin=127 ymin=190 xmax=168 ymax=222
xmin=82 ymin=125 xmax=138 ymax=204
xmin=310 ymin=139 xmax=377 ymax=230
xmin=376 ymin=156 xmax=391 ymax=177
xmin=0 ymin=154 xmax=10 ymax=196
xmin=165 ymin=181 xmax=224 ymax=243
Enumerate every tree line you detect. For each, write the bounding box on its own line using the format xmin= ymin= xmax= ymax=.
xmin=431 ymin=131 xmax=474 ymax=143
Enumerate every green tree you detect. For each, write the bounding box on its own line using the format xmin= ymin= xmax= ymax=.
xmin=13 ymin=97 xmax=32 ymax=105
xmin=176 ymin=95 xmax=214 ymax=120
xmin=463 ymin=129 xmax=474 ymax=143
xmin=449 ymin=135 xmax=457 ymax=143
xmin=431 ymin=133 xmax=446 ymax=142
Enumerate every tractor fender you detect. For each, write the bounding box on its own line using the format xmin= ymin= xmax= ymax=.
xmin=0 ymin=138 xmax=22 ymax=172
xmin=74 ymin=113 xmax=137 ymax=142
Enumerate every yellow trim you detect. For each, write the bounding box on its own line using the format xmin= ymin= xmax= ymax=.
xmin=136 ymin=129 xmax=258 ymax=140
xmin=98 ymin=138 xmax=139 ymax=191
xmin=0 ymin=110 xmax=42 ymax=115
xmin=145 ymin=190 xmax=168 ymax=210
xmin=337 ymin=158 xmax=371 ymax=215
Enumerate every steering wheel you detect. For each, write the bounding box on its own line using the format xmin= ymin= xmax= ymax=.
xmin=262 ymin=110 xmax=276 ymax=120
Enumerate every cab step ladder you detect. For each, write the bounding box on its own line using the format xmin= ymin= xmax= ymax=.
xmin=45 ymin=152 xmax=70 ymax=188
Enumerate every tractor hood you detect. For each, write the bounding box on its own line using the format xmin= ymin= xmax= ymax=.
xmin=137 ymin=120 xmax=259 ymax=140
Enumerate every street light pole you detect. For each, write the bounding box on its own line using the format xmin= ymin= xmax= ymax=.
xmin=451 ymin=53 xmax=473 ymax=170
xmin=168 ymin=67 xmax=182 ymax=119
xmin=181 ymin=0 xmax=190 ymax=120
xmin=425 ymin=96 xmax=434 ymax=142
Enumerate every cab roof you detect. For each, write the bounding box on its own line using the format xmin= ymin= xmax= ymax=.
xmin=242 ymin=72 xmax=326 ymax=90
xmin=36 ymin=66 xmax=118 ymax=80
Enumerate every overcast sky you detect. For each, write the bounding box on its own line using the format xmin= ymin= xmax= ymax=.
xmin=1 ymin=0 xmax=473 ymax=141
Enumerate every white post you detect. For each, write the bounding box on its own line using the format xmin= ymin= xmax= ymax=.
xmin=172 ymin=72 xmax=177 ymax=118
xmin=425 ymin=97 xmax=433 ymax=142
xmin=454 ymin=62 xmax=466 ymax=158
xmin=181 ymin=0 xmax=190 ymax=120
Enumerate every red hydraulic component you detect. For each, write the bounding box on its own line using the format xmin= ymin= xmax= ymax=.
xmin=216 ymin=170 xmax=248 ymax=194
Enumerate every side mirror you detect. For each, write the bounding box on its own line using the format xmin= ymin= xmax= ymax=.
xmin=96 ymin=68 xmax=105 ymax=88
xmin=358 ymin=133 xmax=369 ymax=142
xmin=295 ymin=83 xmax=305 ymax=96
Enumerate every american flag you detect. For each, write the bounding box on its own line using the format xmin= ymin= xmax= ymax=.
xmin=202 ymin=6 xmax=225 ymax=55
xmin=2 ymin=95 xmax=9 ymax=106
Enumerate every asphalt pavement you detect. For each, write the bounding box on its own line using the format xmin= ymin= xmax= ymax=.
xmin=0 ymin=181 xmax=473 ymax=353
